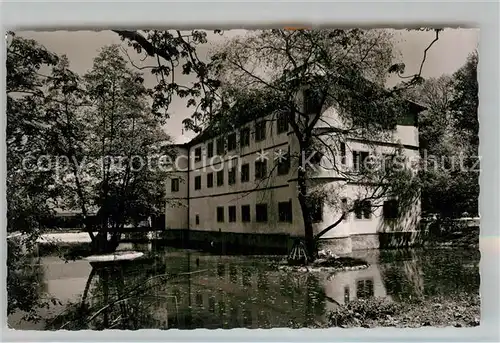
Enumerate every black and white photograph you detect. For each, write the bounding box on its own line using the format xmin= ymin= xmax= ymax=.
xmin=6 ymin=27 xmax=480 ymax=330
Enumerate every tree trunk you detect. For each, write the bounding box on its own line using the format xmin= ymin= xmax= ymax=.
xmin=108 ymin=231 xmax=121 ymax=252
xmin=297 ymin=161 xmax=316 ymax=260
xmin=80 ymin=267 xmax=96 ymax=311
xmin=93 ymin=231 xmax=108 ymax=254
xmin=91 ymin=230 xmax=121 ymax=255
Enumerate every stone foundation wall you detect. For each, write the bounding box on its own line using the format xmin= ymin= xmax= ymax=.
xmin=318 ymin=231 xmax=425 ymax=254
xmin=160 ymin=229 xmax=296 ymax=255
xmin=159 ymin=229 xmax=426 ymax=255
xmin=317 ymin=236 xmax=352 ymax=255
xmin=351 ymin=234 xmax=380 ymax=250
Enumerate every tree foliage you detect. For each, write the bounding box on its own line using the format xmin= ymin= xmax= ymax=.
xmin=43 ymin=45 xmax=174 ymax=252
xmin=449 ymin=51 xmax=479 ymax=151
xmin=7 ymin=35 xmax=175 ymax=253
xmin=6 ymin=32 xmax=60 ymax=237
xmin=115 ymin=30 xmax=222 ymax=125
xmin=408 ymin=52 xmax=479 ymax=218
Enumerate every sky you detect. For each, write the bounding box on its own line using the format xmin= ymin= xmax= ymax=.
xmin=17 ymin=28 xmax=478 ymax=144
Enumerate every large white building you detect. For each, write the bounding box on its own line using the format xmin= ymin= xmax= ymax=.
xmin=165 ymin=90 xmax=425 ymax=253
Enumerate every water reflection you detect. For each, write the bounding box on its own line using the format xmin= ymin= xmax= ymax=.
xmin=378 ymin=249 xmax=480 ymax=300
xmin=8 ymin=247 xmax=479 ymax=330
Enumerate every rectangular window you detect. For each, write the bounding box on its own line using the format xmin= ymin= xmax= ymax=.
xmin=397 ymin=112 xmax=417 ymax=127
xmin=362 ymin=201 xmax=372 ymax=219
xmin=255 ymin=121 xmax=266 ymax=142
xmin=196 ymin=293 xmax=203 ymax=307
xmin=278 ymin=200 xmax=293 ymax=223
xmin=382 ymin=153 xmax=396 ymax=171
xmin=255 ymin=160 xmax=267 ymax=180
xmin=207 ymin=141 xmax=214 ymax=158
xmin=227 ymin=133 xmax=237 ymax=151
xmin=240 ymin=127 xmax=250 ymax=147
xmin=354 ymin=201 xmax=362 ymax=219
xmin=341 ymin=198 xmax=348 ymax=221
xmin=354 ymin=200 xmax=372 ymax=219
xmin=277 ymin=112 xmax=289 ymax=133
xmin=255 ymin=203 xmax=268 ymax=222
xmin=344 ymin=286 xmax=350 ymax=303
xmin=228 ymin=166 xmax=236 ymax=185
xmin=241 ymin=205 xmax=251 ymax=222
xmin=257 ymin=270 xmax=268 ymax=290
xmin=194 ymin=175 xmax=201 ymax=190
xmin=171 ymin=178 xmax=179 ymax=192
xmin=195 ymin=214 xmax=200 ymax=225
xmin=340 ymin=142 xmax=346 ymax=165
xmin=241 ymin=163 xmax=250 ymax=183
xmin=242 ymin=268 xmax=251 ymax=287
xmin=229 ymin=264 xmax=237 ymax=283
xmin=303 ymin=89 xmax=322 ymax=114
xmin=352 ymin=150 xmax=359 ymax=171
xmin=356 ymin=278 xmax=374 ymax=299
xmin=217 ymin=263 xmax=225 ymax=277
xmin=216 ymin=138 xmax=225 ymax=155
xmin=217 ymin=170 xmax=224 ymax=187
xmin=383 ymin=199 xmax=399 ymax=219
xmin=228 ymin=158 xmax=237 ymax=185
xmin=353 ymin=150 xmax=370 ymax=172
xmin=209 ymin=297 xmax=216 ymax=313
xmin=218 ymin=293 xmax=225 ymax=317
xmin=207 ymin=172 xmax=214 ymax=188
xmin=277 ymin=148 xmax=290 ymax=175
xmin=216 ymin=206 xmax=224 ymax=223
xmin=194 ymin=147 xmax=202 ymax=162
xmin=310 ymin=198 xmax=323 ymax=223
xmin=228 ymin=206 xmax=237 ymax=222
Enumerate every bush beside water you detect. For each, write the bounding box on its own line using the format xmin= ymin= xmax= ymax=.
xmin=37 ymin=242 xmax=93 ymax=261
xmin=328 ymin=293 xmax=480 ymax=328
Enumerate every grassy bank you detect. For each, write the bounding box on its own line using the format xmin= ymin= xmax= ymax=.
xmin=328 ymin=293 xmax=480 ymax=328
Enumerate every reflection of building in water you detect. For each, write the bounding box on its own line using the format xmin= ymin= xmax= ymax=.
xmin=322 ymin=262 xmax=389 ymax=313
xmin=156 ymin=255 xmax=328 ymax=328
xmin=43 ymin=252 xmax=388 ymax=329
xmin=145 ymin=253 xmax=392 ymax=328
xmin=13 ymin=248 xmax=479 ymax=330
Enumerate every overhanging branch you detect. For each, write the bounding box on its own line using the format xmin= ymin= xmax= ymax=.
xmin=396 ymin=29 xmax=442 ymax=81
xmin=113 ymin=30 xmax=172 ymax=61
xmin=314 ymin=212 xmax=346 ymax=240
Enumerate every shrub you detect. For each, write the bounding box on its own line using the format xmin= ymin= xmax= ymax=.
xmin=328 ymin=293 xmax=480 ymax=328
xmin=329 ymin=298 xmax=401 ymax=327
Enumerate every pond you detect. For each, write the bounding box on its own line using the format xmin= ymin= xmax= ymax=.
xmin=8 ymin=245 xmax=480 ymax=330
